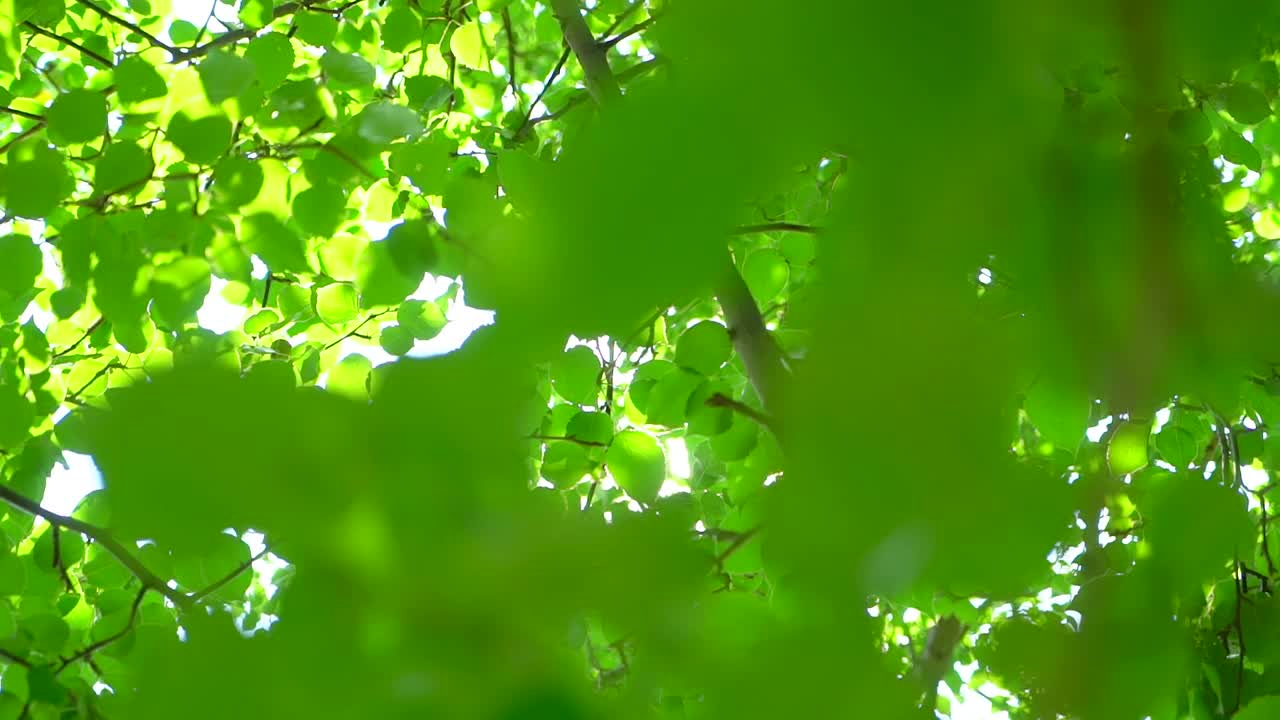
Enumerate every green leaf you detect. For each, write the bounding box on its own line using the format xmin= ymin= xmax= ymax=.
xmin=551 ymin=346 xmax=600 ymax=405
xmin=397 ymin=299 xmax=446 ymax=340
xmin=606 ymin=430 xmax=665 ymax=505
xmin=212 ymin=156 xmax=265 ymax=207
xmin=404 ymin=75 xmax=452 ymax=113
xmin=388 ymin=139 xmax=451 ymax=194
xmin=1023 ymin=379 xmax=1090 ymax=450
xmin=316 ymin=283 xmax=359 ymax=325
xmin=1168 ymin=108 xmax=1210 ymax=146
xmin=1219 ymin=82 xmax=1271 ymax=125
xmin=239 ymin=0 xmax=273 ymax=29
xmin=321 ymin=51 xmax=375 ymax=90
xmin=242 ymin=213 xmax=310 ymax=273
xmin=1107 ymin=420 xmax=1150 ymax=475
xmin=167 ymin=112 xmax=233 ymax=166
xmin=114 ymin=56 xmax=167 ymax=103
xmin=294 ymin=13 xmax=337 ymax=45
xmin=293 ymin=184 xmax=346 ymax=237
xmin=382 ymin=7 xmax=422 ymax=53
xmin=450 ymin=22 xmax=486 ymax=70
xmin=47 ymin=89 xmax=107 ymax=145
xmin=354 ymin=240 xmax=421 ymax=307
xmin=542 ymin=441 xmax=591 ymax=489
xmin=710 ymin=416 xmax=758 ymax=462
xmin=328 ymin=353 xmax=372 ymax=400
xmin=49 ymin=287 xmax=84 ymax=319
xmin=1236 ymin=697 xmax=1280 ymax=720
xmin=3 ymin=146 xmax=70 ymax=219
xmin=245 ymin=32 xmax=295 ymax=91
xmin=169 ymin=19 xmax=198 ymax=44
xmin=0 ymin=235 xmax=42 ymax=300
xmin=151 ymin=258 xmax=211 ymax=329
xmin=356 ymin=101 xmax=425 ymax=144
xmin=1220 ymin=131 xmax=1261 ymax=171
xmin=0 ymin=553 xmax=25 ymax=595
xmin=198 ymin=50 xmax=256 ymax=104
xmin=94 ymin=142 xmax=154 ymax=196
xmin=566 ymin=410 xmax=612 ymax=446
xmin=675 ymin=321 xmax=732 ymax=376
xmin=24 ymin=612 xmax=66 ymax=654
xmin=741 ymin=249 xmax=788 ymax=302
xmin=379 ymin=324 xmax=414 ymax=355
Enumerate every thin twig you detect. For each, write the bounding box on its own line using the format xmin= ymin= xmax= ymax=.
xmin=75 ymin=0 xmax=177 ymax=57
xmin=529 ymin=434 xmax=608 ymax=448
xmin=188 ymin=546 xmax=270 ymax=604
xmin=57 ymin=587 xmax=147 ymax=674
xmin=0 ymin=485 xmax=191 ymax=609
xmin=51 ymin=527 xmax=74 ymax=592
xmin=0 ymin=106 xmax=43 ymax=122
xmin=715 ymin=525 xmax=759 ymax=569
xmin=706 ymin=392 xmax=774 ymax=430
xmin=52 ymin=317 xmax=104 ymax=359
xmin=733 ymin=222 xmax=820 ymax=235
xmin=174 ymin=2 xmax=303 ymax=63
xmin=0 ymin=647 xmax=30 ymax=668
xmin=549 ymin=0 xmax=619 ymax=105
xmin=598 ymin=16 xmax=655 ymax=50
xmin=324 ymin=308 xmax=394 ymax=349
xmin=23 ymin=22 xmax=114 ymax=68
xmin=582 ymin=479 xmax=598 ymax=512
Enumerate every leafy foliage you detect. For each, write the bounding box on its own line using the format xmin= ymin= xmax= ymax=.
xmin=0 ymin=0 xmax=1278 ymax=718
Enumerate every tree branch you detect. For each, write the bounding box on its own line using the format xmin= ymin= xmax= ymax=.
xmin=0 ymin=106 xmax=43 ymax=122
xmin=705 ymin=392 xmax=773 ymax=430
xmin=75 ymin=0 xmax=177 ymax=57
xmin=58 ymin=587 xmax=147 ymax=674
xmin=549 ymin=0 xmax=620 ymax=105
xmin=173 ymin=2 xmax=303 ymax=63
xmin=23 ymin=22 xmax=114 ymax=69
xmin=188 ymin=546 xmax=269 ymax=604
xmin=52 ymin=317 xmax=104 ymax=359
xmin=715 ymin=258 xmax=789 ymax=412
xmin=0 ymin=484 xmax=191 ymax=609
xmin=733 ymin=222 xmax=820 ymax=236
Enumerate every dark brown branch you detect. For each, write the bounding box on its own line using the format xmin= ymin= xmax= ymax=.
xmin=0 ymin=485 xmax=191 ymax=609
xmin=523 ymin=57 xmax=661 ymax=129
xmin=599 ymin=16 xmax=655 ymax=49
xmin=75 ymin=0 xmax=177 ymax=57
xmin=188 ymin=546 xmax=270 ymax=604
xmin=714 ymin=525 xmax=759 ymax=569
xmin=52 ymin=317 xmax=104 ymax=359
xmin=706 ymin=392 xmax=773 ymax=430
xmin=549 ymin=0 xmax=620 ymax=105
xmin=0 ymin=106 xmax=43 ymax=122
xmin=529 ymin=433 xmax=608 ymax=448
xmin=733 ymin=222 xmax=820 ymax=235
xmin=23 ymin=22 xmax=114 ymax=68
xmin=0 ymin=647 xmax=30 ymax=668
xmin=174 ymin=2 xmax=302 ymax=63
xmin=57 ymin=587 xmax=146 ymax=674
xmin=51 ymin=527 xmax=74 ymax=592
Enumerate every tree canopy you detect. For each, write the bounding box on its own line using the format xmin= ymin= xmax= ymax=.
xmin=0 ymin=0 xmax=1278 ymax=717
